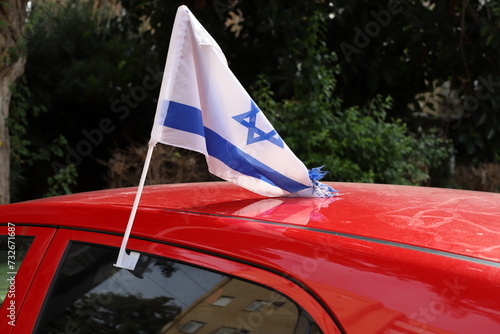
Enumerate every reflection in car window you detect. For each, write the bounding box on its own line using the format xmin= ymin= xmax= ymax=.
xmin=37 ymin=243 xmax=321 ymax=334
xmin=0 ymin=235 xmax=34 ymax=306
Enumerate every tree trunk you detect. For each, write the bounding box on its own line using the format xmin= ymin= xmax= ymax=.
xmin=0 ymin=0 xmax=29 ymax=204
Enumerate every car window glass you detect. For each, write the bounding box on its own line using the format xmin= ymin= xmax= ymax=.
xmin=37 ymin=242 xmax=321 ymax=334
xmin=0 ymin=234 xmax=34 ymax=306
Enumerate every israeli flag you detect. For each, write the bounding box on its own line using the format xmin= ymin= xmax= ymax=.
xmin=150 ymin=6 xmax=336 ymax=197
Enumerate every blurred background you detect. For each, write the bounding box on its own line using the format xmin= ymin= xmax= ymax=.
xmin=2 ymin=0 xmax=500 ymax=203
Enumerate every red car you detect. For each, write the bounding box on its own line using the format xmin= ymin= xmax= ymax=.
xmin=1 ymin=182 xmax=499 ymax=333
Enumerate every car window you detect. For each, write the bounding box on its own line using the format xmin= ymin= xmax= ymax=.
xmin=0 ymin=234 xmax=34 ymax=306
xmin=36 ymin=242 xmax=321 ymax=334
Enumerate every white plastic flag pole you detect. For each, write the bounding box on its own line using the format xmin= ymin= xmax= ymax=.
xmin=114 ymin=144 xmax=155 ymax=270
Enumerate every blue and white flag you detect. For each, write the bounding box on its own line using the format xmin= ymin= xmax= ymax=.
xmin=150 ymin=6 xmax=337 ymax=197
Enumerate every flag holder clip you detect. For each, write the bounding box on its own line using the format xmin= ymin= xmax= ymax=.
xmin=114 ymin=250 xmax=141 ymax=270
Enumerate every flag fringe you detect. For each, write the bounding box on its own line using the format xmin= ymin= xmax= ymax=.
xmin=309 ymin=166 xmax=339 ymax=197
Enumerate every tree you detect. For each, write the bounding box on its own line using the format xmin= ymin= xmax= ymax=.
xmin=253 ymin=13 xmax=449 ymax=185
xmin=327 ymin=0 xmax=500 ymax=164
xmin=13 ymin=0 xmax=497 ymax=197
xmin=12 ymin=0 xmax=159 ymax=200
xmin=0 ymin=0 xmax=28 ymax=204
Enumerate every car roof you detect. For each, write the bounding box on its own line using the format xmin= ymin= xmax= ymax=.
xmin=2 ymin=182 xmax=500 ymax=264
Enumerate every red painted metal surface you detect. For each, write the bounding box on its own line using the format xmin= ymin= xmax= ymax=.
xmin=0 ymin=226 xmax=56 ymax=334
xmin=4 ymin=182 xmax=500 ymax=262
xmin=1 ymin=182 xmax=500 ymax=333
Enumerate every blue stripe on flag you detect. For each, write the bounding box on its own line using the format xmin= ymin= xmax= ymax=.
xmin=163 ymin=101 xmax=309 ymax=194
xmin=204 ymin=128 xmax=309 ymax=194
xmin=164 ymin=101 xmax=204 ymax=136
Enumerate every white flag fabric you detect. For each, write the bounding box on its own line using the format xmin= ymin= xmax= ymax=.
xmin=150 ymin=5 xmax=336 ymax=197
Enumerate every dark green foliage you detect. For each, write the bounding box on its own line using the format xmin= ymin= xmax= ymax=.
xmin=328 ymin=0 xmax=500 ymax=164
xmin=253 ymin=12 xmax=449 ymax=185
xmin=8 ymin=78 xmax=77 ymax=201
xmin=11 ymin=0 xmax=161 ymax=199
xmin=254 ymin=59 xmax=449 ymax=185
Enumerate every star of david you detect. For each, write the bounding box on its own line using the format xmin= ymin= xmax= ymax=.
xmin=232 ymin=100 xmax=284 ymax=148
